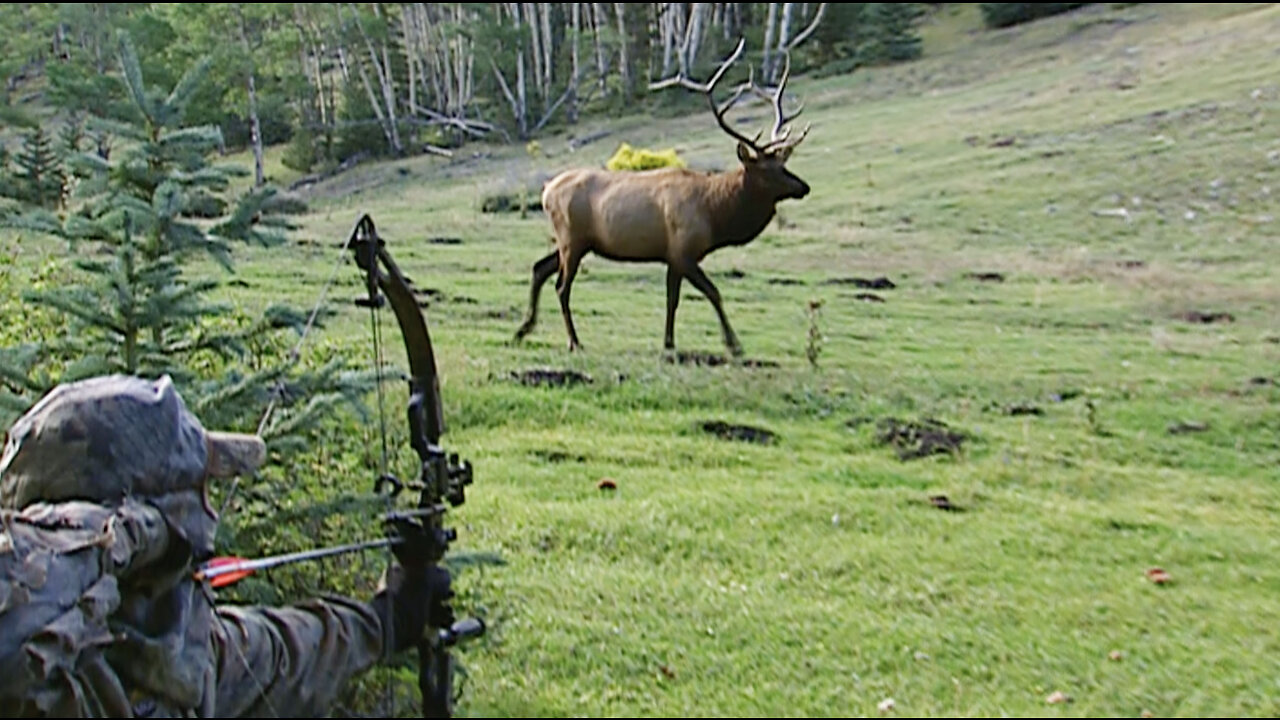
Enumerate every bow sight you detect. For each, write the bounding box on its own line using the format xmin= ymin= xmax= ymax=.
xmin=347 ymin=214 xmax=484 ymax=718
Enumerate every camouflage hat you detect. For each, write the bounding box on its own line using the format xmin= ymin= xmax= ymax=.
xmin=0 ymin=375 xmax=265 ymax=557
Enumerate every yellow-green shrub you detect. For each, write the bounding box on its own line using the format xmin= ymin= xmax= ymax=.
xmin=605 ymin=143 xmax=686 ymax=171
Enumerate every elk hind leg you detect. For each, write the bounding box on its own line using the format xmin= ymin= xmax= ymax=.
xmin=556 ymin=248 xmax=586 ymax=352
xmin=515 ymin=250 xmax=560 ymax=341
xmin=664 ymin=264 xmax=683 ymax=352
xmin=682 ymin=262 xmax=743 ymax=358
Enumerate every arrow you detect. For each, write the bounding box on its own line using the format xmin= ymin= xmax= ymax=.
xmin=197 ymin=538 xmax=400 ymax=588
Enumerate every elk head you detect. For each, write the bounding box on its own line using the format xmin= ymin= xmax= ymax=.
xmin=652 ymin=38 xmax=812 ymax=202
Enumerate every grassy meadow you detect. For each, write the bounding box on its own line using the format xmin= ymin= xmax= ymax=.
xmin=9 ymin=3 xmax=1280 ymax=717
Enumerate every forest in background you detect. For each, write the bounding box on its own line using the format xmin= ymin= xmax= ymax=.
xmin=0 ymin=3 xmax=949 ymax=183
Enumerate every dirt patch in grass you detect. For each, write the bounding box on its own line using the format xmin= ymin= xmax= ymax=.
xmin=877 ymin=418 xmax=967 ymax=460
xmin=701 ymin=420 xmax=776 ymax=445
xmin=983 ymin=401 xmax=1044 ymax=416
xmin=964 ymin=271 xmax=1006 ymax=283
xmin=767 ymin=276 xmax=805 ymax=286
xmin=852 ymin=293 xmax=886 ymax=303
xmin=928 ymin=494 xmax=964 ymax=512
xmin=1167 ymin=420 xmax=1209 ymax=435
xmin=992 ymin=402 xmax=1045 ymax=417
xmin=484 ymin=307 xmax=522 ymax=320
xmin=822 ymin=276 xmax=897 ymax=290
xmin=530 ymin=449 xmax=587 ymax=463
xmin=1179 ymin=310 xmax=1234 ymax=324
xmin=411 ymin=287 xmax=477 ymax=307
xmin=427 ymin=236 xmax=464 ymax=245
xmin=511 ymin=368 xmax=594 ymax=387
xmin=413 ymin=287 xmax=444 ymax=306
xmin=665 ymin=351 xmax=779 ymax=369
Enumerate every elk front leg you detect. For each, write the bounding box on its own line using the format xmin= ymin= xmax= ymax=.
xmin=664 ymin=264 xmax=683 ymax=351
xmin=556 ymin=248 xmax=585 ymax=352
xmin=515 ymin=251 xmax=559 ymax=342
xmin=682 ymin=262 xmax=743 ymax=358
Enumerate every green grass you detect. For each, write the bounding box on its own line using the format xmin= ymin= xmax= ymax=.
xmin=7 ymin=3 xmax=1280 ymax=717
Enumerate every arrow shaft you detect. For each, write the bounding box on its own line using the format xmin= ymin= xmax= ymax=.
xmin=197 ymin=537 xmax=399 ymax=582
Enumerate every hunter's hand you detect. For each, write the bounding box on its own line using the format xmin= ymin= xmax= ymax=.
xmin=385 ymin=516 xmax=434 ymax=570
xmin=370 ymin=517 xmax=436 ymax=655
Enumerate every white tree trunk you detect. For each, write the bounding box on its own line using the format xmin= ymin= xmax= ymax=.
xmin=775 ymin=2 xmax=796 ymax=81
xmin=682 ymin=3 xmax=708 ymax=76
xmin=591 ymin=2 xmax=609 ymax=94
xmin=785 ymin=3 xmax=827 ymax=52
xmin=523 ymin=3 xmax=544 ymax=103
xmin=403 ymin=6 xmax=419 ymax=119
xmin=569 ymin=2 xmax=581 ymax=122
xmin=246 ymin=72 xmax=264 ymax=186
xmin=661 ymin=3 xmax=676 ymax=76
xmin=613 ymin=2 xmax=631 ymax=94
xmin=346 ymin=4 xmax=403 ymax=154
xmin=762 ymin=2 xmax=779 ymax=81
xmin=541 ymin=1 xmax=555 ymax=93
xmin=234 ymin=5 xmax=264 ymax=187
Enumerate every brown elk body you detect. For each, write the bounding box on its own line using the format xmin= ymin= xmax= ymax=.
xmin=514 ymin=39 xmax=811 ymax=357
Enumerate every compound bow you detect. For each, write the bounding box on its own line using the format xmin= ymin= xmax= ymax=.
xmin=347 ymin=213 xmax=484 ymax=718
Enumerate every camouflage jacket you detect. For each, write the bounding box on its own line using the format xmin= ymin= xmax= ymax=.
xmin=0 ymin=500 xmax=385 ymax=718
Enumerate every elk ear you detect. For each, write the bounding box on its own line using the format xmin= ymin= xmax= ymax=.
xmin=775 ymin=145 xmax=794 ymax=163
xmin=736 ymin=141 xmax=756 ymax=165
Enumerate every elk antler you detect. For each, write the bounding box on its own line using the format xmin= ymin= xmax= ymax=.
xmin=750 ymin=53 xmax=811 ymax=154
xmin=650 ymin=38 xmax=766 ymax=155
xmin=650 ymin=38 xmax=809 ymax=157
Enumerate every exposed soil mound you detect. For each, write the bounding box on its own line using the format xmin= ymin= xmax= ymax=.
xmin=964 ymin=271 xmax=1005 ymax=283
xmin=701 ymin=421 xmax=776 ymax=445
xmin=665 ymin=351 xmax=779 ymax=368
xmin=877 ymin=418 xmax=967 ymax=460
xmin=1180 ymin=310 xmax=1234 ymax=324
xmin=511 ymin=368 xmax=593 ymax=387
xmin=822 ymin=276 xmax=897 ymax=290
xmin=530 ymin=449 xmax=587 ymax=463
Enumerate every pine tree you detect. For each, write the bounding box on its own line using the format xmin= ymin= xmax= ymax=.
xmin=0 ymin=143 xmax=12 ymax=203
xmin=863 ymin=4 xmax=925 ymax=64
xmin=12 ymin=127 xmax=64 ymax=209
xmin=0 ymin=32 xmax=373 ymax=445
xmin=980 ymin=4 xmax=1090 ymax=29
xmin=58 ymin=113 xmax=87 ymax=157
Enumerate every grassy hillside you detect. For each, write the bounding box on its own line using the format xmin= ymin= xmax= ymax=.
xmin=7 ymin=3 xmax=1280 ymax=717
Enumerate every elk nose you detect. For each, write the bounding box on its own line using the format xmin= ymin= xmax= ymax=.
xmin=797 ymin=182 xmax=811 ymax=198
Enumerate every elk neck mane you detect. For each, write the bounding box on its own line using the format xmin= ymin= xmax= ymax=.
xmin=699 ymin=166 xmax=778 ymax=249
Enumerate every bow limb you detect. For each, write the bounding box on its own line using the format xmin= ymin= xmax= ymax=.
xmin=346 ymin=214 xmax=481 ymax=719
xmin=348 ymin=213 xmax=445 ymax=451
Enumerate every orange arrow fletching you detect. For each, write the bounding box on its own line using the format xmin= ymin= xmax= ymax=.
xmin=197 ymin=556 xmax=255 ymax=588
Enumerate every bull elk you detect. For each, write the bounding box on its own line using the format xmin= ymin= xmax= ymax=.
xmin=513 ymin=39 xmax=811 ymax=357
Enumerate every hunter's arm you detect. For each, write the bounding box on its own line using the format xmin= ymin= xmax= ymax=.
xmin=210 ymin=595 xmax=387 ymax=717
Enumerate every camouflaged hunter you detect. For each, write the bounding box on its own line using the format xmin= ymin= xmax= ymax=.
xmin=0 ymin=374 xmax=430 ymax=717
